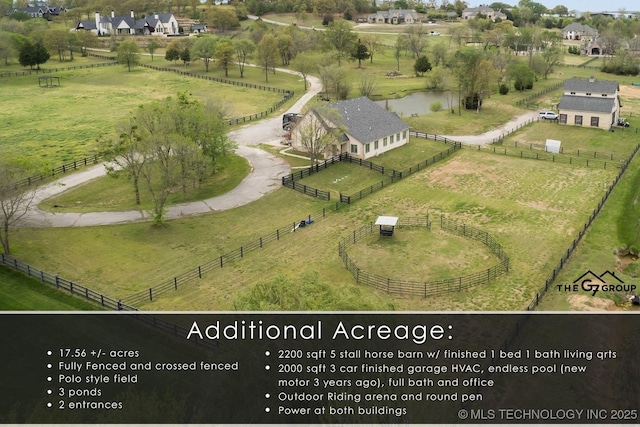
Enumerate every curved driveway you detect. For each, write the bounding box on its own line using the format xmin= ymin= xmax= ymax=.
xmin=22 ymin=72 xmax=322 ymax=227
xmin=21 ymin=71 xmax=536 ymax=227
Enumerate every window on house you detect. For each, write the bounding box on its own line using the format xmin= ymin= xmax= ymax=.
xmin=403 ymin=130 xmax=407 ymax=139
xmin=365 ymin=143 xmax=370 ymax=153
xmin=602 ymin=94 xmax=607 ymax=97
xmin=570 ymin=91 xmax=576 ymax=95
xmin=575 ymin=115 xmax=583 ymax=125
xmin=374 ymin=140 xmax=379 ymax=149
xmin=383 ymin=137 xmax=387 ymax=146
xmin=396 ymin=133 xmax=400 ymax=142
xmin=350 ymin=144 xmax=358 ymax=153
xmin=390 ymin=134 xmax=394 ymax=144
xmin=559 ymin=114 xmax=567 ymax=124
xmin=586 ymin=92 xmax=591 ymax=96
xmin=591 ymin=116 xmax=599 ymax=127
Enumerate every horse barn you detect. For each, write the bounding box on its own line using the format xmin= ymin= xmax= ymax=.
xmin=290 ymin=97 xmax=410 ymax=160
xmin=557 ymin=77 xmax=621 ymax=130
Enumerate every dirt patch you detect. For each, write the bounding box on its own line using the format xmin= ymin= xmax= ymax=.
xmin=619 ymin=85 xmax=640 ymax=99
xmin=615 ymin=247 xmax=639 ymax=272
xmin=567 ymin=294 xmax=619 ymax=311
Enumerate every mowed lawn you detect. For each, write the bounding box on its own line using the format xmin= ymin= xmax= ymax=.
xmin=0 ymin=267 xmax=101 ymax=310
xmin=1 ymin=66 xmax=288 ymax=165
xmin=10 ymin=147 xmax=617 ymax=311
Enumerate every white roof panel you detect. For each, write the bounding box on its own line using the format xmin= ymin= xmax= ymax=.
xmin=375 ymin=216 xmax=399 ymax=226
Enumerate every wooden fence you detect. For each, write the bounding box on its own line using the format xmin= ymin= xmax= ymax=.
xmin=337 ymin=216 xmax=509 ymax=298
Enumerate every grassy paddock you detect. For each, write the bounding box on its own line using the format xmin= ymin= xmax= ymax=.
xmin=346 ymin=227 xmax=500 ymax=281
xmin=0 ymin=66 xmax=291 ymax=165
xmin=498 ymin=121 xmax=639 ymax=159
xmin=0 ymin=266 xmax=101 ymax=310
xmin=11 ymin=147 xmax=617 ymax=311
xmin=39 ymin=153 xmax=250 ymax=213
xmin=538 ymin=153 xmax=640 ymax=311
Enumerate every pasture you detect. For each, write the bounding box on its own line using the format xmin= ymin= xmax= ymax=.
xmin=3 ymin=36 xmax=640 ymax=312
xmin=10 ymin=146 xmax=620 ymax=311
xmin=0 ymin=65 xmax=294 ymax=165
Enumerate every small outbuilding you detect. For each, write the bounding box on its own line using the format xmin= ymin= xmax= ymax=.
xmin=375 ymin=216 xmax=399 ymax=236
xmin=545 ymin=139 xmax=561 ymax=154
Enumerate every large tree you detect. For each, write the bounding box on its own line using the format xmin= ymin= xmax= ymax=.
xmin=146 ymin=39 xmax=160 ymax=62
xmin=291 ymin=51 xmax=319 ymax=91
xmin=18 ymin=40 xmax=49 ymax=69
xmin=0 ymin=160 xmax=38 ymax=255
xmin=352 ymin=39 xmax=369 ymax=68
xmin=323 ymin=19 xmax=356 ymax=65
xmin=45 ymin=28 xmax=69 ymax=62
xmin=214 ymin=37 xmax=235 ymax=77
xmin=405 ymin=25 xmax=428 ymax=58
xmin=256 ymin=33 xmax=279 ymax=82
xmin=117 ymin=39 xmax=140 ymax=72
xmin=0 ymin=32 xmax=15 ymax=65
xmin=234 ymin=38 xmax=255 ymax=78
xmin=131 ymin=94 xmax=236 ymax=224
xmin=97 ymin=121 xmax=147 ymax=206
xmin=192 ymin=36 xmax=217 ymax=72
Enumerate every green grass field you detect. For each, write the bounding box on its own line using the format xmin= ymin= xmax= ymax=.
xmin=3 ymin=32 xmax=640 ymax=311
xmin=39 ymin=153 xmax=250 ymax=212
xmin=10 ymin=146 xmax=619 ymax=311
xmin=0 ymin=65 xmax=294 ymax=165
xmin=0 ymin=266 xmax=101 ymax=310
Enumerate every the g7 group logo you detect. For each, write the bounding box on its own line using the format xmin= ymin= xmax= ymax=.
xmin=556 ymin=270 xmax=637 ymax=296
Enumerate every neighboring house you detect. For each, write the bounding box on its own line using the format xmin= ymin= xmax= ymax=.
xmin=291 ymin=97 xmax=410 ymax=161
xmin=461 ymin=7 xmax=507 ymax=21
xmin=10 ymin=4 xmax=66 ymax=17
xmin=557 ymin=77 xmax=621 ymax=130
xmin=562 ymin=22 xmax=597 ymax=41
xmin=76 ymin=11 xmax=178 ymax=36
xmin=367 ymin=9 xmax=420 ymax=24
xmin=191 ymin=23 xmax=208 ymax=33
xmin=584 ymin=37 xmax=629 ymax=56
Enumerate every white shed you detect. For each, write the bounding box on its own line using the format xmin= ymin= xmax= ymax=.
xmin=545 ymin=139 xmax=561 ymax=154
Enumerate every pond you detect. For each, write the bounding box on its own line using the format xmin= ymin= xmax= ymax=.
xmin=374 ymin=91 xmax=452 ymax=117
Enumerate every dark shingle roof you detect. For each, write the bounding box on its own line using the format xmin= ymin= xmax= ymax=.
xmin=325 ymin=96 xmax=409 ymax=143
xmin=564 ymin=78 xmax=618 ymax=94
xmin=558 ymin=95 xmax=616 ymax=113
xmin=76 ymin=20 xmax=97 ymax=30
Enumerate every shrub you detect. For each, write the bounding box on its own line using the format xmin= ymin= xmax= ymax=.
xmin=430 ymin=101 xmax=442 ymax=112
xmin=499 ymin=84 xmax=509 ymax=95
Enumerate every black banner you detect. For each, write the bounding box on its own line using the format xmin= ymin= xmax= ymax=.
xmin=1 ymin=313 xmax=639 ymax=424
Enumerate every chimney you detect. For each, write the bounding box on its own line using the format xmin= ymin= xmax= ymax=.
xmin=588 ymin=76 xmax=596 ymax=83
xmin=95 ymin=12 xmax=99 ymax=30
xmin=154 ymin=13 xmax=159 ymax=19
xmin=111 ymin=10 xmax=114 ymax=18
xmin=130 ymin=10 xmax=134 ymax=18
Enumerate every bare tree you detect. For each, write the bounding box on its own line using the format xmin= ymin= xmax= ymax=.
xmin=358 ymin=74 xmax=377 ymax=97
xmin=297 ymin=106 xmax=344 ymax=165
xmin=405 ymin=25 xmax=428 ymax=58
xmin=0 ymin=161 xmax=38 ymax=255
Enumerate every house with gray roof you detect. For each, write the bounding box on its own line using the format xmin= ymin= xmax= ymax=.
xmin=291 ymin=97 xmax=410 ymax=160
xmin=557 ymin=77 xmax=621 ymax=130
xmin=462 ymin=6 xmax=507 ymax=21
xmin=562 ymin=22 xmax=597 ymax=41
xmin=368 ymin=9 xmax=420 ymax=24
xmin=76 ymin=11 xmax=178 ymax=36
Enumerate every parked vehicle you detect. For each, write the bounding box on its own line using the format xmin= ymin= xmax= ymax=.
xmin=282 ymin=113 xmax=303 ymax=130
xmin=539 ymin=110 xmax=559 ymax=120
xmin=617 ymin=118 xmax=630 ymax=127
